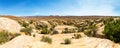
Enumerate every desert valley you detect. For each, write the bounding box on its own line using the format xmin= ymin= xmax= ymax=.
xmin=0 ymin=16 xmax=119 ymax=48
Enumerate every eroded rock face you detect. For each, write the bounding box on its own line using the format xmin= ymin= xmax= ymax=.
xmin=0 ymin=17 xmax=21 ymax=33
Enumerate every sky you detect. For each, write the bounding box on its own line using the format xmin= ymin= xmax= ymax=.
xmin=0 ymin=0 xmax=120 ymax=16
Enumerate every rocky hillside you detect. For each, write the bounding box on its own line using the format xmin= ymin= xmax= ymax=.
xmin=0 ymin=16 xmax=120 ymax=48
xmin=0 ymin=35 xmax=120 ymax=48
xmin=0 ymin=17 xmax=21 ymax=33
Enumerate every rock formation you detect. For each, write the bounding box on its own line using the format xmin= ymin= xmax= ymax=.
xmin=0 ymin=35 xmax=120 ymax=48
xmin=0 ymin=17 xmax=21 ymax=33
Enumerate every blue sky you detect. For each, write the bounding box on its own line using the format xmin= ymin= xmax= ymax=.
xmin=0 ymin=0 xmax=120 ymax=16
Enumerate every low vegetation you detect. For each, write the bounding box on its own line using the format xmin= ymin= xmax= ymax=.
xmin=73 ymin=34 xmax=81 ymax=39
xmin=0 ymin=30 xmax=20 ymax=44
xmin=18 ymin=21 xmax=29 ymax=28
xmin=20 ymin=28 xmax=32 ymax=35
xmin=77 ymin=27 xmax=84 ymax=32
xmin=41 ymin=36 xmax=52 ymax=44
xmin=40 ymin=28 xmax=51 ymax=34
xmin=103 ymin=18 xmax=120 ymax=43
xmin=51 ymin=30 xmax=59 ymax=35
xmin=63 ymin=38 xmax=71 ymax=44
xmin=62 ymin=28 xmax=74 ymax=34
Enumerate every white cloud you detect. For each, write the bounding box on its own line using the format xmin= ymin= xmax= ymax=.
xmin=32 ymin=0 xmax=120 ymax=16
xmin=61 ymin=0 xmax=118 ymax=16
xmin=33 ymin=12 xmax=40 ymax=15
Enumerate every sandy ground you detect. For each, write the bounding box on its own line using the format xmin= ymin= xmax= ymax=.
xmin=0 ymin=33 xmax=120 ymax=48
xmin=54 ymin=25 xmax=77 ymax=33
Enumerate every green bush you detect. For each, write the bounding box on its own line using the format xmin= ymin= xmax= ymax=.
xmin=41 ymin=36 xmax=52 ymax=44
xmin=103 ymin=17 xmax=114 ymax=24
xmin=64 ymin=38 xmax=71 ymax=44
xmin=103 ymin=19 xmax=120 ymax=43
xmin=62 ymin=28 xmax=72 ymax=34
xmin=20 ymin=28 xmax=32 ymax=35
xmin=29 ymin=20 xmax=33 ymax=24
xmin=21 ymin=21 xmax=29 ymax=28
xmin=84 ymin=29 xmax=92 ymax=37
xmin=84 ymin=24 xmax=96 ymax=37
xmin=36 ymin=25 xmax=42 ymax=30
xmin=78 ymin=27 xmax=84 ymax=32
xmin=73 ymin=34 xmax=81 ymax=39
xmin=0 ymin=30 xmax=20 ymax=44
xmin=51 ymin=30 xmax=59 ymax=35
xmin=36 ymin=24 xmax=48 ymax=30
xmin=40 ymin=28 xmax=51 ymax=34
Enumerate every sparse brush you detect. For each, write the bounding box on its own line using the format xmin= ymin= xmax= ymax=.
xmin=40 ymin=28 xmax=51 ymax=34
xmin=41 ymin=36 xmax=52 ymax=44
xmin=73 ymin=34 xmax=81 ymax=39
xmin=29 ymin=20 xmax=33 ymax=24
xmin=84 ymin=29 xmax=92 ymax=37
xmin=62 ymin=28 xmax=71 ymax=34
xmin=20 ymin=28 xmax=32 ymax=35
xmin=78 ymin=27 xmax=84 ymax=32
xmin=51 ymin=30 xmax=59 ymax=35
xmin=64 ymin=38 xmax=71 ymax=44
xmin=0 ymin=30 xmax=20 ymax=44
xmin=21 ymin=21 xmax=29 ymax=28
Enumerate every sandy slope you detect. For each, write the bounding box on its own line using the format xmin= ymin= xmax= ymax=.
xmin=0 ymin=17 xmax=21 ymax=33
xmin=54 ymin=25 xmax=76 ymax=33
xmin=0 ymin=33 xmax=120 ymax=48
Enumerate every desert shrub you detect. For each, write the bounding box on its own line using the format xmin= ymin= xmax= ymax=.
xmin=62 ymin=28 xmax=72 ymax=34
xmin=35 ymin=25 xmax=42 ymax=30
xmin=70 ymin=29 xmax=76 ymax=33
xmin=66 ymin=20 xmax=74 ymax=25
xmin=73 ymin=34 xmax=81 ymax=39
xmin=75 ymin=24 xmax=81 ymax=28
xmin=64 ymin=38 xmax=71 ymax=44
xmin=84 ymin=29 xmax=96 ymax=37
xmin=103 ymin=19 xmax=120 ymax=43
xmin=41 ymin=36 xmax=52 ymax=44
xmin=51 ymin=30 xmax=59 ymax=35
xmin=78 ymin=27 xmax=84 ymax=32
xmin=49 ymin=25 xmax=56 ymax=31
xmin=0 ymin=30 xmax=20 ymax=44
xmin=36 ymin=24 xmax=48 ymax=30
xmin=84 ymin=29 xmax=92 ymax=37
xmin=103 ymin=17 xmax=114 ymax=24
xmin=20 ymin=28 xmax=32 ymax=35
xmin=29 ymin=20 xmax=33 ymax=24
xmin=84 ymin=24 xmax=97 ymax=37
xmin=21 ymin=22 xmax=29 ymax=28
xmin=33 ymin=34 xmax=35 ymax=37
xmin=40 ymin=28 xmax=51 ymax=34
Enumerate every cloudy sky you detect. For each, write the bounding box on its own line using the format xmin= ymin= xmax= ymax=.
xmin=0 ymin=0 xmax=120 ymax=16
